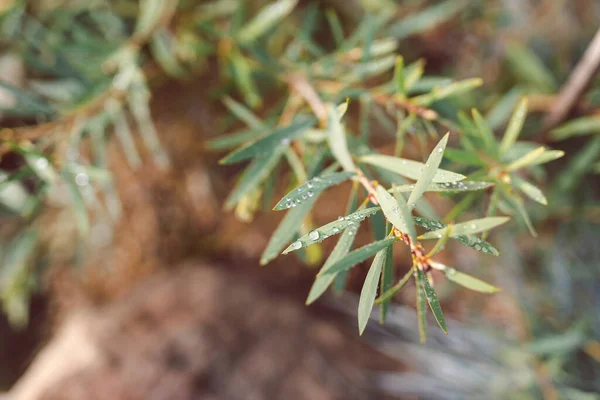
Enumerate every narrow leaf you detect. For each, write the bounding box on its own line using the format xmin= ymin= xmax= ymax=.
xmin=550 ymin=116 xmax=600 ymax=141
xmin=379 ymin=244 xmax=394 ymax=322
xmin=417 ymin=269 xmax=447 ymax=334
xmin=394 ymin=56 xmax=405 ymax=96
xmin=499 ymin=97 xmax=528 ymax=155
xmin=358 ymin=249 xmax=386 ymax=334
xmin=420 ymin=216 xmax=509 ymax=239
xmin=415 ymin=270 xmax=428 ymax=343
xmin=319 ymin=237 xmax=396 ymax=276
xmin=376 ymin=266 xmax=413 ymax=304
xmin=407 ymin=133 xmax=449 ymax=209
xmin=375 ymin=186 xmax=416 ymax=242
xmin=225 ymin=146 xmax=284 ymax=209
xmin=220 ymin=117 xmax=315 ymax=164
xmin=445 ymin=268 xmax=500 ymax=293
xmin=507 ymin=146 xmax=546 ymax=171
xmin=238 ymin=0 xmax=298 ymax=43
xmin=283 ymin=207 xmax=380 ymax=253
xmin=414 ymin=216 xmax=500 ymax=256
xmin=472 ymin=109 xmax=497 ymax=154
xmin=327 ymin=104 xmax=356 ymax=172
xmin=514 ymin=177 xmax=547 ymax=205
xmin=390 ymin=180 xmax=493 ymax=193
xmin=260 ymin=195 xmax=317 ymax=265
xmin=360 ymin=154 xmax=465 ymax=183
xmin=306 ymin=227 xmax=358 ymax=304
xmin=274 ymin=171 xmax=354 ymax=210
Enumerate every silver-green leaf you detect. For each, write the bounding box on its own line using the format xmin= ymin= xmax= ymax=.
xmin=319 ymin=237 xmax=396 ymax=276
xmin=445 ymin=268 xmax=500 ymax=293
xmin=407 ymin=133 xmax=449 ymax=209
xmin=390 ymin=180 xmax=493 ymax=193
xmin=360 ymin=154 xmax=465 ymax=183
xmin=358 ymin=249 xmax=386 ymax=335
xmin=419 ymin=216 xmax=509 ymax=239
xmin=417 ymin=269 xmax=447 ymax=334
xmin=375 ymin=186 xmax=416 ymax=242
xmin=273 ymin=171 xmax=355 ymax=211
xmin=327 ymin=104 xmax=356 ymax=172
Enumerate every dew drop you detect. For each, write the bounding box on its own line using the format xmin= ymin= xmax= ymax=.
xmin=291 ymin=240 xmax=302 ymax=250
xmin=470 ymin=223 xmax=477 ymax=230
xmin=475 ymin=244 xmax=481 ymax=251
xmin=307 ymin=191 xmax=314 ymax=197
xmin=392 ymin=206 xmax=400 ymax=214
xmin=35 ymin=158 xmax=49 ymax=169
xmin=447 ymin=268 xmax=457 ymax=276
xmin=348 ymin=230 xmax=354 ymax=236
xmin=75 ymin=172 xmax=89 ymax=186
xmin=301 ymin=194 xmax=307 ymax=200
xmin=307 ymin=182 xmax=313 ymax=189
xmin=409 ymin=203 xmax=415 ymax=209
xmin=338 ymin=216 xmax=344 ymax=221
xmin=437 ymin=147 xmax=443 ymax=153
xmin=332 ymin=227 xmax=339 ymax=234
xmin=309 ymin=230 xmax=319 ymax=241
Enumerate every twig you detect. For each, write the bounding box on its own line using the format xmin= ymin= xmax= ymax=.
xmin=543 ymin=27 xmax=600 ymax=131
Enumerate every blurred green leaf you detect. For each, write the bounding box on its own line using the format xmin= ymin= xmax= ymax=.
xmin=238 ymin=0 xmax=298 ymax=43
xmin=550 ymin=116 xmax=600 ymax=141
xmin=445 ymin=268 xmax=499 ymax=293
xmin=388 ymin=0 xmax=466 ymax=40
xmin=376 ymin=266 xmax=414 ymax=304
xmin=499 ymin=97 xmax=528 ymax=156
xmin=327 ymin=103 xmax=356 ymax=172
xmin=415 ymin=269 xmax=427 ymax=343
xmin=513 ymin=176 xmax=547 ymax=205
xmin=220 ymin=117 xmax=315 ymax=164
xmin=412 ymin=78 xmax=482 ymax=106
xmin=505 ymin=42 xmax=557 ymax=92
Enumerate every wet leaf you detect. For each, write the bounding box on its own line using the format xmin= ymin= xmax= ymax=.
xmin=420 ymin=216 xmax=509 ymax=239
xmin=417 ymin=269 xmax=447 ymax=334
xmin=274 ymin=171 xmax=355 ymax=211
xmin=407 ymin=133 xmax=449 ymax=209
xmin=360 ymin=154 xmax=465 ymax=183
xmin=358 ymin=249 xmax=386 ymax=334
xmin=319 ymin=237 xmax=396 ymax=276
xmin=507 ymin=146 xmax=546 ymax=171
xmin=376 ymin=186 xmax=416 ymax=242
xmin=445 ymin=268 xmax=500 ymax=293
xmin=390 ymin=180 xmax=493 ymax=193
xmin=282 ymin=207 xmax=380 ymax=253
xmin=260 ymin=195 xmax=318 ymax=265
xmin=376 ymin=266 xmax=414 ymax=304
xmin=414 ymin=217 xmax=501 ymax=256
xmin=514 ymin=176 xmax=547 ymax=205
xmin=415 ymin=270 xmax=428 ymax=343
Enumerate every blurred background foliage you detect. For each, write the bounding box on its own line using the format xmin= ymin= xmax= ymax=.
xmin=0 ymin=0 xmax=599 ymax=398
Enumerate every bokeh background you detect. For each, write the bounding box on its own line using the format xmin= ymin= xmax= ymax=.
xmin=0 ymin=1 xmax=599 ymax=399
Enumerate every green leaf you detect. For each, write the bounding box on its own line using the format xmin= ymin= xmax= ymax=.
xmin=376 ymin=266 xmax=413 ymax=304
xmin=282 ymin=207 xmax=380 ymax=253
xmin=319 ymin=237 xmax=396 ymax=276
xmin=514 ymin=176 xmax=547 ymax=205
xmin=274 ymin=171 xmax=355 ymax=211
xmin=472 ymin=109 xmax=497 ymax=155
xmin=220 ymin=117 xmax=315 ymax=164
xmin=306 ymin=226 xmax=358 ymax=305
xmin=375 ymin=186 xmax=416 ymax=242
xmin=412 ymin=78 xmax=483 ymax=106
xmin=504 ymin=193 xmax=537 ymax=237
xmin=391 ymin=180 xmax=493 ymax=193
xmin=550 ymin=116 xmax=600 ymax=141
xmin=225 ymin=146 xmax=284 ymax=209
xmin=327 ymin=104 xmax=356 ymax=172
xmin=415 ymin=269 xmax=427 ymax=343
xmin=260 ymin=195 xmax=318 ymax=265
xmin=443 ymin=148 xmax=486 ymax=167
xmin=505 ymin=42 xmax=557 ymax=92
xmin=206 ymin=128 xmax=264 ymax=150
xmin=222 ymin=96 xmax=264 ymax=129
xmin=407 ymin=133 xmax=449 ymax=209
xmin=417 ymin=269 xmax=447 ymax=334
xmin=445 ymin=268 xmax=500 ymax=293
xmin=394 ymin=56 xmax=406 ymax=96
xmin=506 ymin=146 xmax=546 ymax=170
xmin=414 ymin=217 xmax=500 ymax=256
xmin=486 ymin=87 xmax=524 ymax=131
xmin=379 ymin=245 xmax=394 ymax=322
xmin=360 ymin=154 xmax=465 ymax=183
xmin=388 ymin=0 xmax=466 ymax=40
xmin=238 ymin=0 xmax=298 ymax=43
xmin=358 ymin=249 xmax=386 ymax=335
xmin=420 ymin=216 xmax=509 ymax=239
xmin=499 ymin=97 xmax=528 ymax=156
